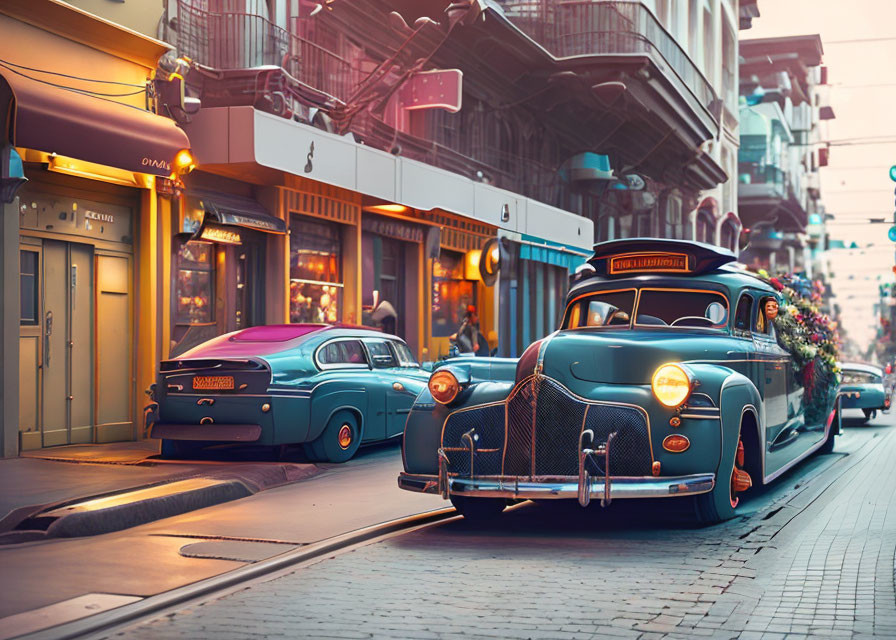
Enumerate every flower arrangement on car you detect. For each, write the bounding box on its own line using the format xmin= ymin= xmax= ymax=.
xmin=758 ymin=270 xmax=841 ymax=423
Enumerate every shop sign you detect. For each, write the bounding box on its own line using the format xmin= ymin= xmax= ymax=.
xmin=200 ymin=224 xmax=242 ymax=245
xmin=362 ymin=214 xmax=424 ymax=243
xmin=609 ymin=252 xmax=689 ymax=275
xmin=222 ymin=212 xmax=285 ymax=233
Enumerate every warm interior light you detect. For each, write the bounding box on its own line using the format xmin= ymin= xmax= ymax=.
xmin=429 ymin=369 xmax=460 ymax=404
xmin=364 ymin=203 xmax=409 ymax=214
xmin=651 ymin=364 xmax=692 ymax=408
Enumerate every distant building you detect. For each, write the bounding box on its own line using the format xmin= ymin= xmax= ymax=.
xmin=737 ymin=34 xmax=834 ymax=276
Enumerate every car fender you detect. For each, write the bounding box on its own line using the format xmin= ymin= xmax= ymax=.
xmin=402 ymin=380 xmax=514 ymax=475
xmin=307 ymin=383 xmax=368 ymax=443
xmin=682 ymin=364 xmax=762 ymax=473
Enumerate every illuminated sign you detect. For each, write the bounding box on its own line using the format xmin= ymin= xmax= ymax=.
xmin=200 ymin=224 xmax=242 ymax=245
xmin=84 ymin=210 xmax=115 ymax=223
xmin=609 ymin=252 xmax=689 ymax=275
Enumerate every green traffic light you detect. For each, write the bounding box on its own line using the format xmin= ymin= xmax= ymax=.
xmin=890 ymin=165 xmax=896 ymax=182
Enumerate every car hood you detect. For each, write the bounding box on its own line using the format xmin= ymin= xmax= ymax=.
xmin=539 ymin=329 xmax=739 ymax=385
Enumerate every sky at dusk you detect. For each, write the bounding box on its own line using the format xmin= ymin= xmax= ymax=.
xmin=748 ymin=1 xmax=896 ymax=354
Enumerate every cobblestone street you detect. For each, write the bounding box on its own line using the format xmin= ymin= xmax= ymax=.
xmin=100 ymin=416 xmax=896 ymax=640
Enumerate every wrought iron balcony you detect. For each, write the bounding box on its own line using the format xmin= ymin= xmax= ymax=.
xmin=496 ymin=0 xmax=719 ymax=128
xmin=173 ymin=1 xmax=356 ymax=102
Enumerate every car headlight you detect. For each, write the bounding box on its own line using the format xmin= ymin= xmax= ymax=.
xmin=429 ymin=370 xmax=461 ymax=405
xmin=652 ymin=364 xmax=693 ymax=408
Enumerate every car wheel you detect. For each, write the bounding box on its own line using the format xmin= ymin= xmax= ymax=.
xmin=694 ymin=434 xmax=752 ymax=525
xmin=160 ymin=439 xmax=201 ymax=459
xmin=308 ymin=410 xmax=362 ymax=463
xmin=449 ymin=494 xmax=506 ymax=521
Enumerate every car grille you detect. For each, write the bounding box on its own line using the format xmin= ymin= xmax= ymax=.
xmin=441 ymin=375 xmax=653 ymax=479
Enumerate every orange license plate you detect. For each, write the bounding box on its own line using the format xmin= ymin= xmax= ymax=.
xmin=192 ymin=376 xmax=234 ymax=390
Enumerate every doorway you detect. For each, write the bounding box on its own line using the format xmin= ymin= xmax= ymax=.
xmin=18 ymin=239 xmax=132 ymax=449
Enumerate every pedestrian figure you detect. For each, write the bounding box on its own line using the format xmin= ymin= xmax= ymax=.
xmin=451 ymin=305 xmax=488 ymax=356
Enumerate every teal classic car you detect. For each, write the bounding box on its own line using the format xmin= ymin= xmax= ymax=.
xmin=149 ymin=324 xmax=430 ymax=461
xmin=398 ymin=239 xmax=840 ymax=524
xmin=839 ymin=362 xmax=889 ymax=421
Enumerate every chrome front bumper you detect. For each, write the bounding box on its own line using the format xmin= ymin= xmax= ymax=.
xmin=397 ymin=472 xmax=715 ymax=500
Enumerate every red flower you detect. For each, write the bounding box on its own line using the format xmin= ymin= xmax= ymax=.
xmin=769 ymin=277 xmax=784 ymax=291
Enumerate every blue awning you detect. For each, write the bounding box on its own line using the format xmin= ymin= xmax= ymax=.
xmin=518 ymin=234 xmax=589 ymax=272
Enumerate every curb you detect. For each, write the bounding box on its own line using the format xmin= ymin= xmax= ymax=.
xmin=0 ymin=463 xmax=322 ymax=544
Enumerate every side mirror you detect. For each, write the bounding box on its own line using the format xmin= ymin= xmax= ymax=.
xmin=421 ymin=361 xmax=435 ymax=373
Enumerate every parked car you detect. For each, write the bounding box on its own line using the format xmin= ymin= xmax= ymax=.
xmin=148 ymin=324 xmax=430 ymax=461
xmin=399 ymin=239 xmax=840 ymax=525
xmin=839 ymin=362 xmax=889 ymax=421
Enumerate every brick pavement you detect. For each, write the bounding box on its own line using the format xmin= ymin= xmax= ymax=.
xmin=104 ymin=427 xmax=896 ymax=640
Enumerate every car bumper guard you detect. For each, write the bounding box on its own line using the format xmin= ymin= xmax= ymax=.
xmin=397 ymin=471 xmax=715 ymax=501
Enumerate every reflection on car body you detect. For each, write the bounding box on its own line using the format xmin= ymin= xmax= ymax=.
xmin=398 ymin=239 xmax=840 ymax=525
xmin=148 ymin=324 xmax=429 ymax=461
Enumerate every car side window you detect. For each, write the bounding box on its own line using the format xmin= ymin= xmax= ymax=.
xmin=391 ymin=341 xmax=418 ymax=367
xmin=752 ymin=296 xmax=774 ymax=338
xmin=734 ymin=293 xmax=752 ymax=335
xmin=318 ymin=340 xmax=368 ymax=368
xmin=364 ymin=339 xmax=398 ymax=368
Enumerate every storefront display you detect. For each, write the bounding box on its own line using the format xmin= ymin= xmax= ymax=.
xmin=432 ymin=250 xmax=475 ymax=338
xmin=290 ymin=215 xmax=342 ymax=323
xmin=174 ymin=240 xmax=214 ymax=325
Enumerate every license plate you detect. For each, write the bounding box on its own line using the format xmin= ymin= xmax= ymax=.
xmin=192 ymin=376 xmax=234 ymax=390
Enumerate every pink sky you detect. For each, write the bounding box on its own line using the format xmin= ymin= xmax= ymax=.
xmin=748 ymin=1 xmax=896 ymax=352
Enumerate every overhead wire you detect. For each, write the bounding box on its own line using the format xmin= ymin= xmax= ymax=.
xmin=0 ymin=61 xmax=148 ymax=103
xmin=0 ymin=57 xmax=147 ymax=88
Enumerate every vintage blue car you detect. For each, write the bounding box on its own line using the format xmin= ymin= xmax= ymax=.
xmin=839 ymin=362 xmax=889 ymax=421
xmin=398 ymin=239 xmax=840 ymax=524
xmin=149 ymin=324 xmax=430 ymax=461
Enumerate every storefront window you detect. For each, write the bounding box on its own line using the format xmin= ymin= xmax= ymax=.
xmin=175 ymin=240 xmax=214 ymax=324
xmin=290 ymin=216 xmax=342 ymax=324
xmin=432 ymin=251 xmax=475 ymax=338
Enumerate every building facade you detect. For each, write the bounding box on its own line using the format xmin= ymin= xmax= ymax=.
xmin=0 ymin=0 xmax=193 ymax=454
xmin=737 ymin=34 xmax=834 ymax=276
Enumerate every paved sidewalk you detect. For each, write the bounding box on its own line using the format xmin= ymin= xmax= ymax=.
xmin=102 ymin=424 xmax=896 ymax=640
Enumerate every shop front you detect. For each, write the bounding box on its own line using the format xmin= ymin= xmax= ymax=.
xmin=1 ymin=1 xmax=194 ymax=453
xmin=360 ymin=213 xmax=425 ymax=347
xmin=498 ymin=235 xmax=589 ymax=357
xmin=170 ymin=189 xmax=284 ymax=356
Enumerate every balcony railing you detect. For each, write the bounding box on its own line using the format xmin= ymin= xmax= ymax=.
xmin=174 ymin=1 xmax=356 ymax=101
xmin=496 ymin=0 xmax=718 ymax=120
xmin=738 ymin=163 xmax=788 ymax=200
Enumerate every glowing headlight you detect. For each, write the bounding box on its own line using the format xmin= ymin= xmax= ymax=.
xmin=429 ymin=370 xmax=460 ymax=405
xmin=651 ymin=364 xmax=693 ymax=408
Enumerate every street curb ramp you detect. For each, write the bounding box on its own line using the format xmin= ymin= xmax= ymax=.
xmin=45 ymin=480 xmax=253 ymax=538
xmin=0 ymin=463 xmax=319 ymax=543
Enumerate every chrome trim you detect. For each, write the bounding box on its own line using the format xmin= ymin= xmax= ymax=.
xmin=450 ymin=474 xmax=715 ymax=500
xmin=397 ymin=472 xmax=716 ymax=499
xmin=680 ymin=414 xmax=720 ymax=420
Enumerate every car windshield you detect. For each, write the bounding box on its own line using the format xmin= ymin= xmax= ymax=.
xmin=563 ymin=290 xmax=636 ymax=328
xmin=842 ymin=370 xmax=880 ymax=384
xmin=562 ymin=288 xmax=729 ymax=330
